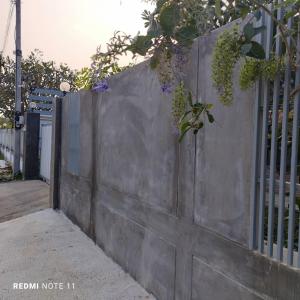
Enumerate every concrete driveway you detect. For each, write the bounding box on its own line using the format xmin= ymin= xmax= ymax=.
xmin=0 ymin=209 xmax=154 ymax=300
xmin=0 ymin=180 xmax=49 ymax=223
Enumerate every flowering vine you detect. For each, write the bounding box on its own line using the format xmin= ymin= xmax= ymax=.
xmin=75 ymin=0 xmax=298 ymax=142
xmin=212 ymin=0 xmax=300 ymax=105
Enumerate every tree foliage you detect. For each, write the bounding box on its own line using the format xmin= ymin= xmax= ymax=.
xmin=0 ymin=50 xmax=76 ymax=121
xmin=75 ymin=32 xmax=134 ymax=90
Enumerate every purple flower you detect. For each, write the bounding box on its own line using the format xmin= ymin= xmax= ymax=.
xmin=176 ymin=54 xmax=188 ymax=64
xmin=172 ymin=44 xmax=182 ymax=55
xmin=93 ymin=79 xmax=109 ymax=92
xmin=172 ymin=44 xmax=188 ymax=66
xmin=161 ymin=83 xmax=172 ymax=94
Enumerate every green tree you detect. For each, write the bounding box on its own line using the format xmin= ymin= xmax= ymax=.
xmin=0 ymin=50 xmax=76 ymax=122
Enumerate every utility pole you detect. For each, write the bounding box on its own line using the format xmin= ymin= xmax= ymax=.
xmin=13 ymin=0 xmax=22 ymax=175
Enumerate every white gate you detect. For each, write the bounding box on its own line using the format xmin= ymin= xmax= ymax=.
xmin=40 ymin=124 xmax=52 ymax=182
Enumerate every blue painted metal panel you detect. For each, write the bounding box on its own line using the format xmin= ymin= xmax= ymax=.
xmin=35 ymin=103 xmax=52 ymax=110
xmin=277 ymin=17 xmax=293 ymax=262
xmin=258 ymin=8 xmax=273 ymax=254
xmin=267 ymin=2 xmax=283 ymax=258
xmin=32 ymin=110 xmax=52 ymax=116
xmin=67 ymin=94 xmax=80 ymax=175
xmin=28 ymin=95 xmax=53 ymax=103
xmin=32 ymin=88 xmax=64 ymax=97
xmin=287 ymin=26 xmax=300 ymax=266
xmin=250 ymin=10 xmax=265 ymax=251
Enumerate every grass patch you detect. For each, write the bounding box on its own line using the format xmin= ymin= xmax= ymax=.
xmin=0 ymin=165 xmax=13 ymax=182
xmin=0 ymin=153 xmax=13 ymax=182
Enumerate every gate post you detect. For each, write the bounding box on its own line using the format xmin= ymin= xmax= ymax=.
xmin=50 ymin=98 xmax=62 ymax=209
xmin=23 ymin=112 xmax=40 ymax=180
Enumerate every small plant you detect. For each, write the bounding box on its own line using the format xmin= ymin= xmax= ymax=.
xmin=172 ymin=81 xmax=187 ymax=127
xmin=212 ymin=19 xmax=266 ymax=105
xmin=239 ymin=56 xmax=285 ymax=90
xmin=0 ymin=161 xmax=13 ymax=182
xmin=74 ymin=31 xmax=133 ymax=92
xmin=211 ymin=26 xmax=242 ymax=105
xmin=178 ymin=92 xmax=214 ymax=142
xmin=75 ymin=67 xmax=93 ymax=90
xmin=212 ymin=0 xmax=300 ymax=104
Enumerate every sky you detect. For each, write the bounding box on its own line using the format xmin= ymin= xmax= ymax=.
xmin=0 ymin=0 xmax=154 ymax=70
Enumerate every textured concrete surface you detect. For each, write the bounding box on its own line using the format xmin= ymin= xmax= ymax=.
xmin=55 ymin=20 xmax=300 ymax=300
xmin=59 ymin=92 xmax=93 ymax=235
xmin=0 ymin=209 xmax=155 ymax=300
xmin=194 ymin=26 xmax=253 ymax=246
xmin=0 ymin=180 xmax=49 ymax=223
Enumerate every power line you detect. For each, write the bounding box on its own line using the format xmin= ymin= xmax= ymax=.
xmin=1 ymin=1 xmax=15 ymax=56
xmin=2 ymin=2 xmax=14 ymax=54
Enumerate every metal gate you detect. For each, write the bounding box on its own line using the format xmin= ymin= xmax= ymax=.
xmin=250 ymin=4 xmax=300 ymax=267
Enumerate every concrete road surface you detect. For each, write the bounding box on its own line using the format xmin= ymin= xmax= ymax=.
xmin=0 ymin=209 xmax=155 ymax=300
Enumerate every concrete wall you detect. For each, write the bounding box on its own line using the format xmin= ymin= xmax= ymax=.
xmin=54 ymin=24 xmax=300 ymax=299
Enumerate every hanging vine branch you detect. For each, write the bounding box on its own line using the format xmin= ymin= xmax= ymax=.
xmin=212 ymin=0 xmax=300 ymax=105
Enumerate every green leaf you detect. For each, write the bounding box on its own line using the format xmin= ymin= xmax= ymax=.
xmin=206 ymin=112 xmax=215 ymax=123
xmin=175 ymin=23 xmax=199 ymax=46
xmin=284 ymin=10 xmax=298 ymax=20
xmin=180 ymin=121 xmax=191 ymax=133
xmin=128 ymin=35 xmax=153 ymax=56
xmin=179 ymin=125 xmax=191 ymax=143
xmin=243 ymin=23 xmax=265 ymax=41
xmin=159 ymin=3 xmax=180 ymax=35
xmin=243 ymin=23 xmax=255 ymax=41
xmin=193 ymin=122 xmax=204 ymax=135
xmin=240 ymin=7 xmax=250 ymax=19
xmin=192 ymin=102 xmax=204 ymax=109
xmin=142 ymin=10 xmax=151 ymax=23
xmin=150 ymin=55 xmax=159 ymax=69
xmin=236 ymin=2 xmax=250 ymax=19
xmin=196 ymin=121 xmax=204 ymax=130
xmin=157 ymin=0 xmax=167 ymax=9
xmin=246 ymin=41 xmax=265 ymax=59
xmin=179 ymin=111 xmax=191 ymax=125
xmin=254 ymin=10 xmax=261 ymax=21
xmin=215 ymin=0 xmax=221 ymax=18
xmin=240 ymin=43 xmax=252 ymax=55
xmin=147 ymin=23 xmax=160 ymax=38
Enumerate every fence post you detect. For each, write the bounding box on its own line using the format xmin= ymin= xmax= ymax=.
xmin=23 ymin=112 xmax=40 ymax=179
xmin=50 ymin=98 xmax=62 ymax=209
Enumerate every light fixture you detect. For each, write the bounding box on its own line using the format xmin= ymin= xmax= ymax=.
xmin=60 ymin=82 xmax=71 ymax=93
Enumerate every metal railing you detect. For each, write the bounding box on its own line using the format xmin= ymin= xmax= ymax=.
xmin=0 ymin=129 xmax=16 ymax=165
xmin=0 ymin=125 xmax=51 ymax=181
xmin=250 ymin=4 xmax=300 ymax=267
